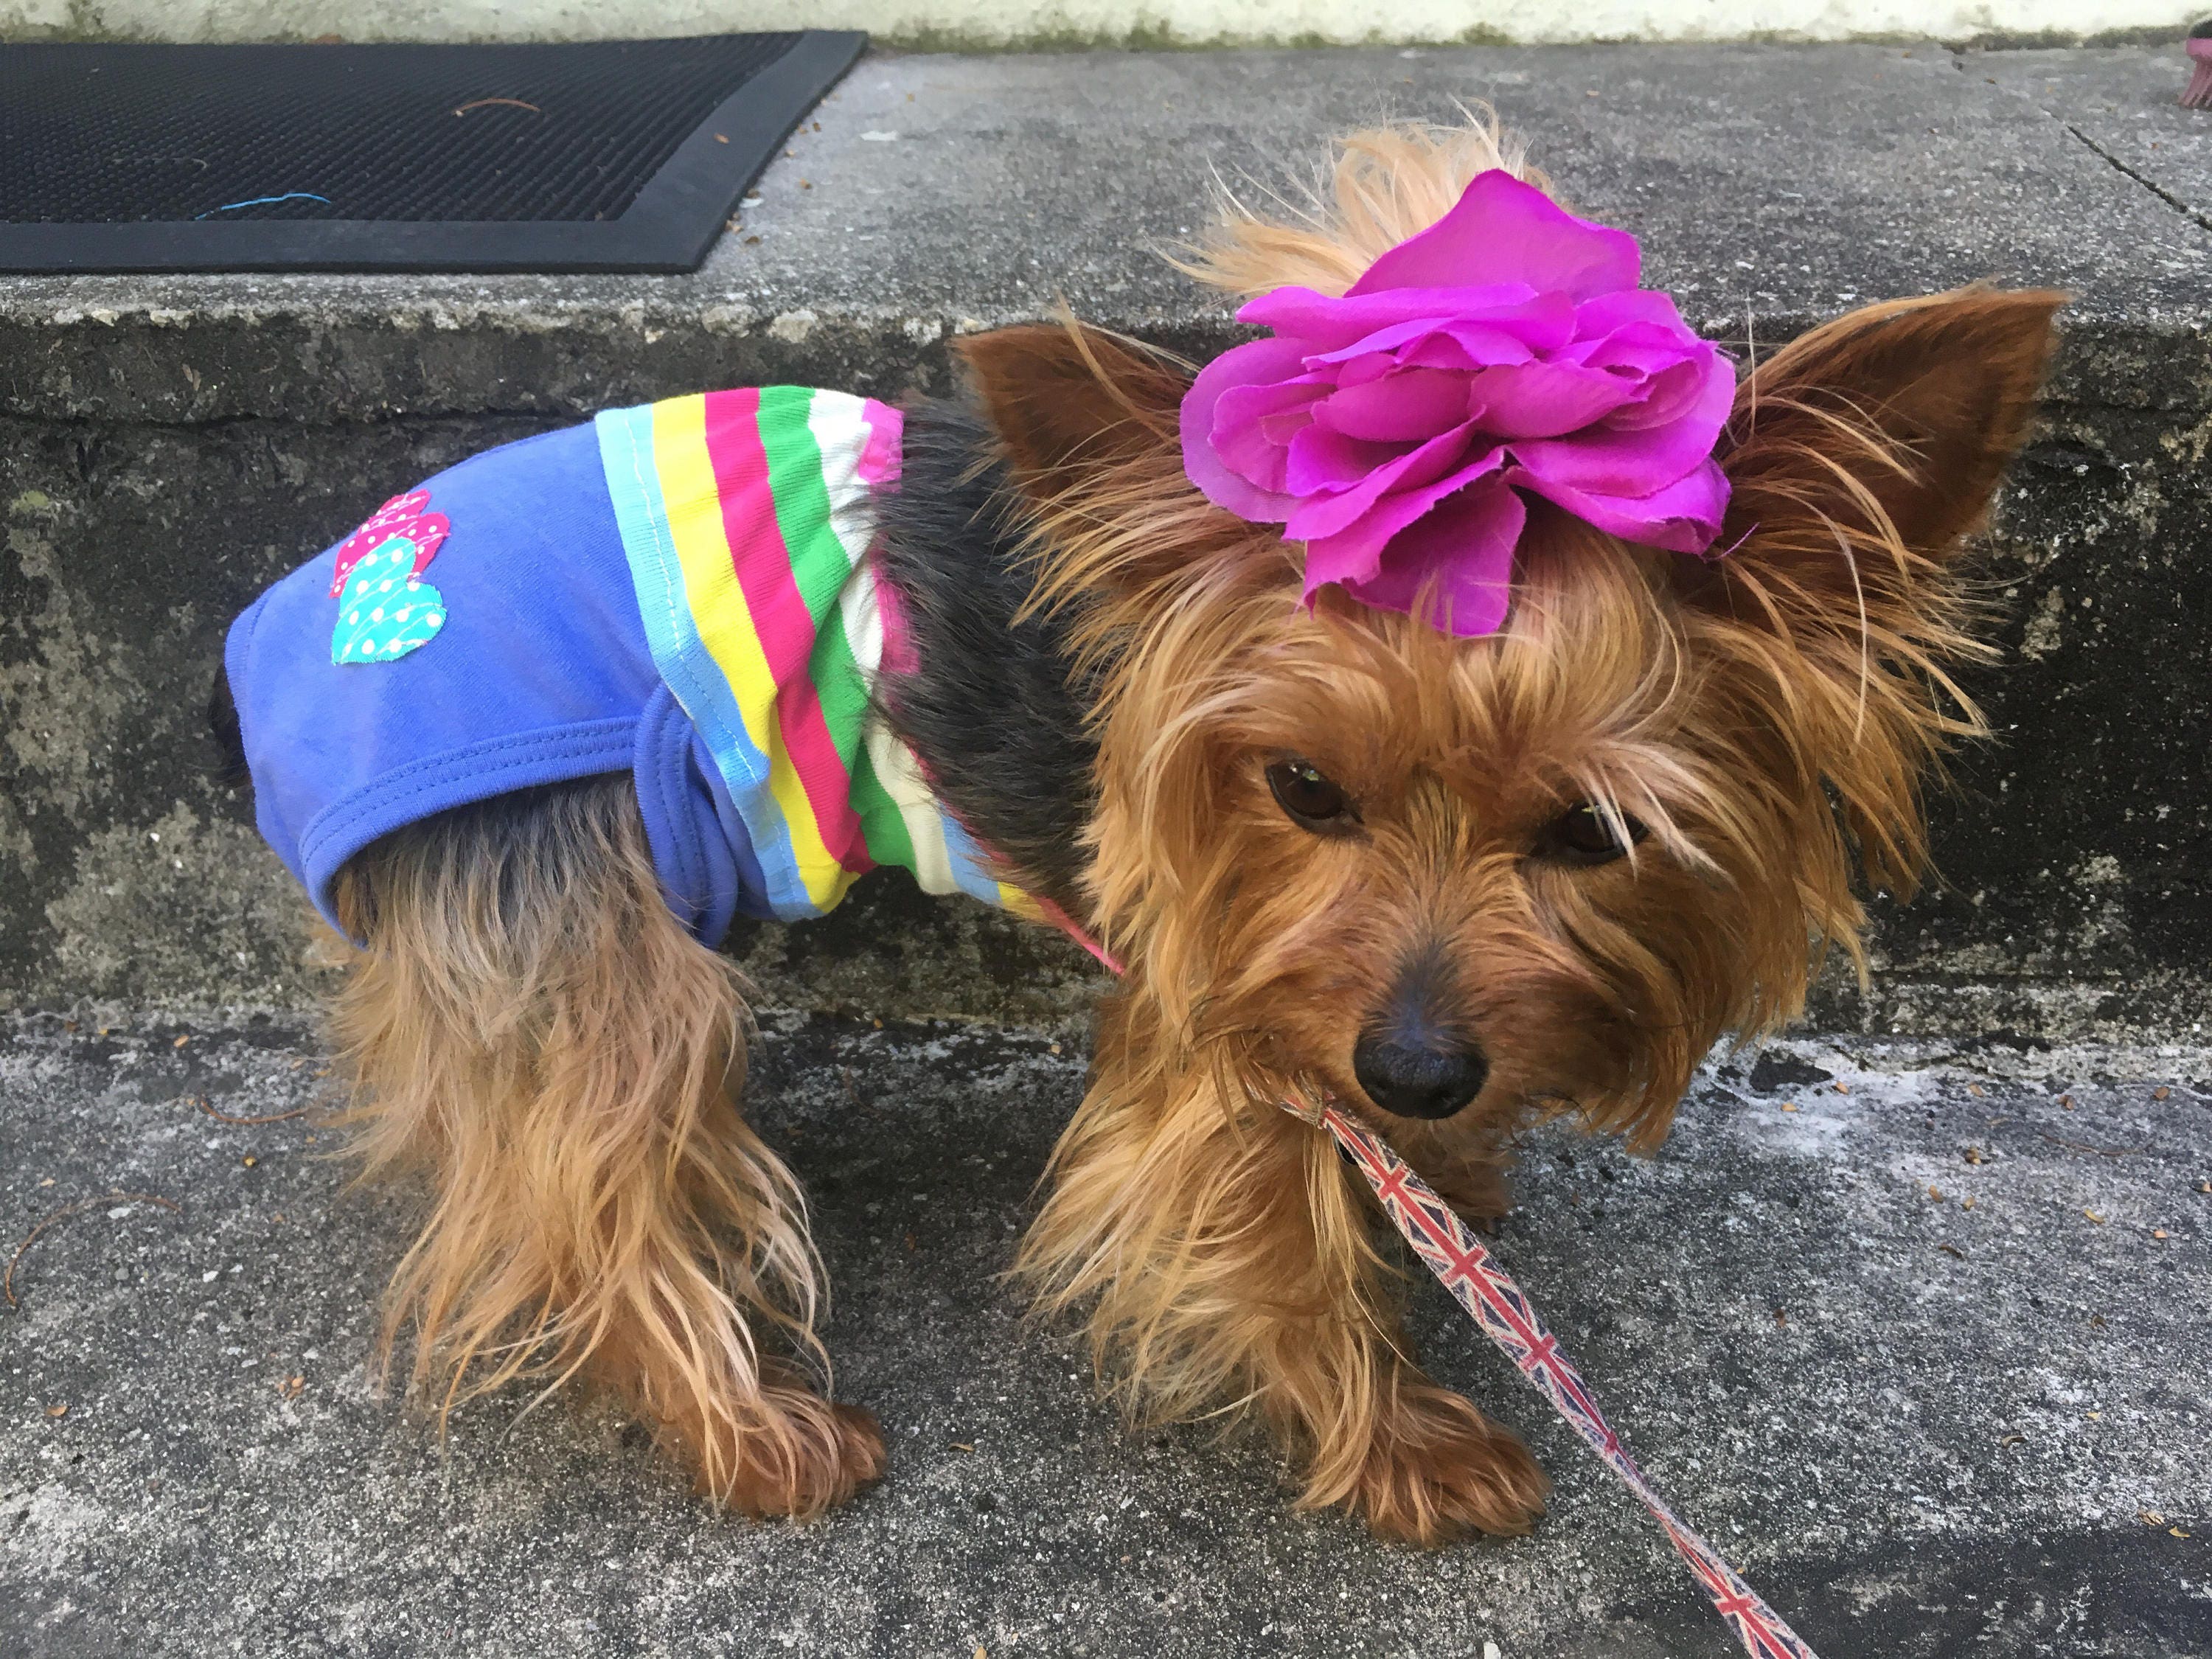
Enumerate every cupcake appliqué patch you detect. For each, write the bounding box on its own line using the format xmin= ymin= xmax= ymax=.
xmin=329 ymin=490 xmax=451 ymax=665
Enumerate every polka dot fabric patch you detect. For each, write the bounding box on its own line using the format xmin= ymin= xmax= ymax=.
xmin=328 ymin=490 xmax=449 ymax=599
xmin=331 ymin=537 xmax=448 ymax=665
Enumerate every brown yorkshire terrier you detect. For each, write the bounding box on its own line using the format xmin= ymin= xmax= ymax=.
xmin=215 ymin=119 xmax=2060 ymax=1543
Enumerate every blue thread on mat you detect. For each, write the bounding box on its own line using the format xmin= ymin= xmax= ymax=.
xmin=195 ymin=193 xmax=333 ymax=219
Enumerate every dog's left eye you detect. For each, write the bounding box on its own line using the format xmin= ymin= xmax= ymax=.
xmin=1267 ymin=759 xmax=1355 ymax=832
xmin=1540 ymin=803 xmax=1646 ymax=866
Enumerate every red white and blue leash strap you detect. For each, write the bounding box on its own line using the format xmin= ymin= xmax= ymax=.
xmin=1284 ymin=1094 xmax=1821 ymax=1659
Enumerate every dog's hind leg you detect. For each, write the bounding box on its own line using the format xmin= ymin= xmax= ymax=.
xmin=1020 ymin=1005 xmax=1547 ymax=1545
xmin=327 ymin=776 xmax=883 ymax=1517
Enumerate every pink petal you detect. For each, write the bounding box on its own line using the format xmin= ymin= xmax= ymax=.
xmin=1572 ymin=288 xmax=1690 ymax=335
xmin=1576 ymin=332 xmax=1694 ymax=379
xmin=1360 ymin=325 xmax=1538 ymax=372
xmin=1508 ymin=456 xmax=1731 ymax=552
xmin=1465 ymin=360 xmax=1640 ymax=439
xmin=1310 ymin=369 xmax=1474 ymax=442
xmin=1349 ymin=170 xmax=1642 ymax=305
xmin=1281 ymin=422 xmax=1492 ymax=543
xmin=1330 ymin=352 xmax=1399 ymax=389
xmin=1180 ymin=335 xmax=1313 ymax=520
xmin=1507 ymin=353 xmax=1734 ymax=495
xmin=1213 ymin=376 xmax=1329 ymax=492
xmin=1301 ymin=316 xmax=1456 ymax=364
xmin=1596 ymin=354 xmax=1711 ymax=433
xmin=1300 ymin=521 xmax=1389 ymax=594
xmin=1289 ymin=442 xmax=1509 ymax=573
xmin=1241 ymin=281 xmax=1542 ymax=348
xmin=1302 ymin=295 xmax=1575 ymax=367
xmin=1345 ymin=482 xmax=1525 ymax=637
xmin=1284 ymin=425 xmax=1411 ymax=497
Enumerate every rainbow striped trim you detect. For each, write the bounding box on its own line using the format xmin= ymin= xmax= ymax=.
xmin=596 ymin=386 xmax=1042 ymax=925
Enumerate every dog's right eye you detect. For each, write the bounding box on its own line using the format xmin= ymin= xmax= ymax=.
xmin=1267 ymin=759 xmax=1354 ymax=832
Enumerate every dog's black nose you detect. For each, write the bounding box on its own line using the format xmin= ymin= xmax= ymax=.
xmin=1352 ymin=1026 xmax=1489 ymax=1120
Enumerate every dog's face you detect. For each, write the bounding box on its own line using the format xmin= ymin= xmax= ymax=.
xmin=1085 ymin=538 xmax=1775 ymax=1155
xmin=961 ymin=281 xmax=2058 ymax=1165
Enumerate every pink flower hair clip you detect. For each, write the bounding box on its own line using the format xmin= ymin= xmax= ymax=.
xmin=1179 ymin=169 xmax=1737 ymax=638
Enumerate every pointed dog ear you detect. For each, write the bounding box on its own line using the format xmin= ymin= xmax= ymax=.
xmin=953 ymin=320 xmax=1281 ymax=611
xmin=1673 ymin=288 xmax=2065 ymax=903
xmin=1701 ymin=287 xmax=2065 ymax=599
xmin=1674 ymin=284 xmax=2065 ymax=747
xmin=954 ymin=321 xmax=1192 ymax=507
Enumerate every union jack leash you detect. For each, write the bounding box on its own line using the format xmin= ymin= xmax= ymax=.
xmin=1284 ymin=1093 xmax=1822 ymax=1659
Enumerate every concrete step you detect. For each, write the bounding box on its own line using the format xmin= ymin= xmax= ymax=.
xmin=2 ymin=1012 xmax=2206 ymax=1655
xmin=2 ymin=44 xmax=2208 ymax=1038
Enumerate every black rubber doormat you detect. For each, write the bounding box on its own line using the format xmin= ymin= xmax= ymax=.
xmin=0 ymin=33 xmax=865 ymax=274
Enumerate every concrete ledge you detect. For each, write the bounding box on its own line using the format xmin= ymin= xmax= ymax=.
xmin=4 ymin=44 xmax=2211 ymax=1035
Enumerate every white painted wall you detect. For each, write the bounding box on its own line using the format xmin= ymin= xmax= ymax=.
xmin=0 ymin=0 xmax=2185 ymax=44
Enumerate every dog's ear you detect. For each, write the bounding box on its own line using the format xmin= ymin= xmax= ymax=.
xmin=956 ymin=321 xmax=1280 ymax=611
xmin=1692 ymin=287 xmax=2065 ymax=616
xmin=1674 ymin=288 xmax=2063 ymax=901
xmin=955 ymin=321 xmax=1192 ymax=507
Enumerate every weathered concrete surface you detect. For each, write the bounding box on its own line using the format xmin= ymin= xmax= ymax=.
xmin=4 ymin=45 xmax=2211 ymax=1036
xmin=1986 ymin=46 xmax=2212 ymax=227
xmin=2 ymin=1015 xmax=2208 ymax=1655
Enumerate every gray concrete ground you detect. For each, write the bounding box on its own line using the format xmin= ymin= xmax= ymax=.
xmin=4 ymin=1012 xmax=2208 ymax=1657
xmin=6 ymin=44 xmax=2212 ymax=1038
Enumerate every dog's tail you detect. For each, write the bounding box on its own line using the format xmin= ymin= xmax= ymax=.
xmin=208 ymin=662 xmax=251 ymax=792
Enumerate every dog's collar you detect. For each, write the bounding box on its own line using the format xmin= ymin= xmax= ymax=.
xmin=1032 ymin=896 xmax=1119 ymax=973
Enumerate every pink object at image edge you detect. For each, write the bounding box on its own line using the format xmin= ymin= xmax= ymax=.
xmin=2183 ymin=36 xmax=2212 ymax=108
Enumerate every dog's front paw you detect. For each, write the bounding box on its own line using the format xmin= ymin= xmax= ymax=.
xmin=704 ymin=1394 xmax=888 ymax=1520
xmin=1347 ymin=1384 xmax=1548 ymax=1545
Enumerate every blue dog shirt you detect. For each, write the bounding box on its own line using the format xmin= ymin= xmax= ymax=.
xmin=225 ymin=388 xmax=1040 ymax=948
